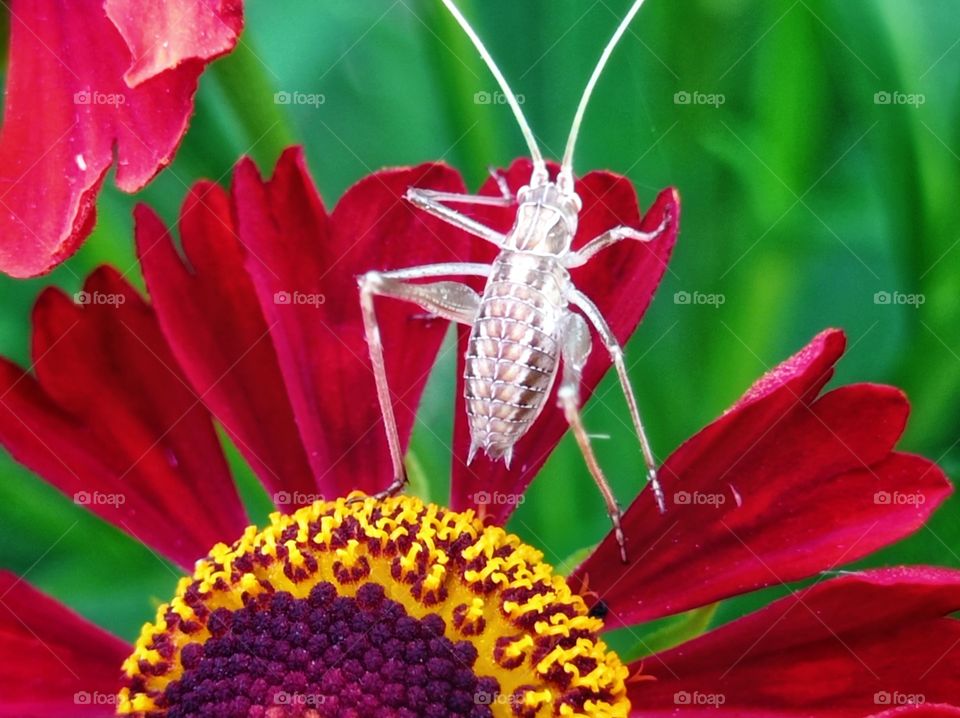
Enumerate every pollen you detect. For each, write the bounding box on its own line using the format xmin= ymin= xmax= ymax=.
xmin=118 ymin=494 xmax=628 ymax=717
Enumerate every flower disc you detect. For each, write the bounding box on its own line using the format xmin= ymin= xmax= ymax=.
xmin=119 ymin=494 xmax=629 ymax=717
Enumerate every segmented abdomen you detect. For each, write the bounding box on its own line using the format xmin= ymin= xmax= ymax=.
xmin=464 ymin=252 xmax=567 ymax=460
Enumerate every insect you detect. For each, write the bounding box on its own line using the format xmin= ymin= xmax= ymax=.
xmin=358 ymin=0 xmax=671 ymax=562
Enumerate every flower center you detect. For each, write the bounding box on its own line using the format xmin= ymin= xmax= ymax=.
xmin=164 ymin=583 xmax=495 ymax=717
xmin=119 ymin=494 xmax=629 ymax=717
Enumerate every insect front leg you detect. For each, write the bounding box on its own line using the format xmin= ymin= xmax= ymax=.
xmin=568 ymin=288 xmax=667 ymax=515
xmin=558 ymin=311 xmax=629 ymax=564
xmin=487 ymin=167 xmax=512 ymax=200
xmin=562 ymin=213 xmax=671 ymax=268
xmin=405 ymin=187 xmax=508 ymax=247
xmin=358 ymin=262 xmax=490 ymax=500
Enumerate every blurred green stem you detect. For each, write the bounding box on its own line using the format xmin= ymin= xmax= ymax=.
xmin=210 ymin=35 xmax=297 ymax=168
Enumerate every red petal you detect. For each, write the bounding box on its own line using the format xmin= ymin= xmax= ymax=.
xmin=0 ymin=572 xmax=126 ymax=717
xmin=105 ymin=0 xmax=243 ymax=86
xmin=0 ymin=268 xmax=247 ymax=569
xmin=136 ymin=185 xmax=317 ymax=505
xmin=232 ymin=148 xmax=475 ymax=496
xmin=0 ymin=0 xmax=239 ymax=277
xmin=628 ymin=568 xmax=960 ymax=716
xmin=573 ymin=331 xmax=951 ymax=625
xmin=449 ymin=158 xmax=679 ymax=521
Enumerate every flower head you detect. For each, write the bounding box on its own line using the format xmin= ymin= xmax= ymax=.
xmin=120 ymin=495 xmax=628 ymax=717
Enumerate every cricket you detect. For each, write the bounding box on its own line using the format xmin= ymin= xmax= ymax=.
xmin=358 ymin=0 xmax=670 ymax=563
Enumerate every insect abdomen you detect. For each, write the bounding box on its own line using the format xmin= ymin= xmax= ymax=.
xmin=464 ymin=252 xmax=566 ymax=463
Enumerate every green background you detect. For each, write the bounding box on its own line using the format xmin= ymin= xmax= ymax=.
xmin=0 ymin=0 xmax=958 ymax=654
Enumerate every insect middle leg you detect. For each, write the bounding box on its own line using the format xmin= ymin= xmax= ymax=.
xmin=558 ymin=311 xmax=629 ymax=563
xmin=358 ymin=262 xmax=490 ymax=499
xmin=568 ymin=288 xmax=667 ymax=514
xmin=562 ymin=212 xmax=671 ymax=268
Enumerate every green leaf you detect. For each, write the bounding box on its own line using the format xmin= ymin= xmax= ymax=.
xmin=555 ymin=544 xmax=597 ymax=577
xmin=605 ymin=603 xmax=719 ymax=664
xmin=406 ymin=448 xmax=434 ymax=504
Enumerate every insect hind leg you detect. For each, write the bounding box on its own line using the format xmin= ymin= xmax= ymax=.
xmin=569 ymin=289 xmax=666 ymax=513
xmin=558 ymin=312 xmax=629 ymax=564
xmin=357 ymin=263 xmax=488 ymax=501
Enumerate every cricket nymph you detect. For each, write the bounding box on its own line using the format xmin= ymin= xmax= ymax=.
xmin=358 ymin=0 xmax=671 ymax=563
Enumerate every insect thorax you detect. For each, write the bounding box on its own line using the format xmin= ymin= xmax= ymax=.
xmin=504 ymin=182 xmax=581 ymax=255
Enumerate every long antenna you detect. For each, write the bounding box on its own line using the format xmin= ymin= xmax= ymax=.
xmin=440 ymin=0 xmax=546 ymax=175
xmin=560 ymin=0 xmax=648 ymax=184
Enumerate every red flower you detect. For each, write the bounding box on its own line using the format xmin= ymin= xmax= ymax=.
xmin=0 ymin=0 xmax=243 ymax=278
xmin=0 ymin=150 xmax=956 ymax=716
